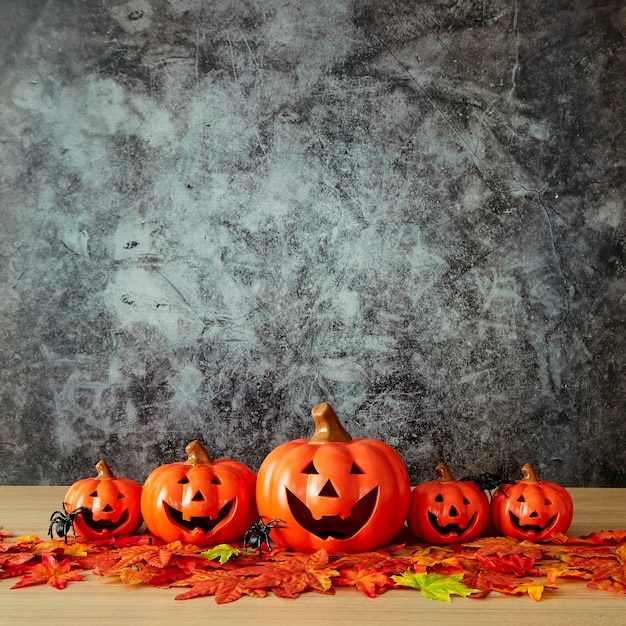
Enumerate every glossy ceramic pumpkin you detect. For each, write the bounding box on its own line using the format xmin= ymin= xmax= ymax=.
xmin=256 ymin=402 xmax=411 ymax=553
xmin=63 ymin=459 xmax=143 ymax=538
xmin=490 ymin=463 xmax=573 ymax=541
xmin=141 ymin=440 xmax=257 ymax=546
xmin=407 ymin=462 xmax=490 ymax=544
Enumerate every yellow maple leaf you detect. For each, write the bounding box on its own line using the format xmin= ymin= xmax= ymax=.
xmin=505 ymin=579 xmax=558 ymax=602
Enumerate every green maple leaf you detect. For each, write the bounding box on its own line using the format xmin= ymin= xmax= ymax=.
xmin=200 ymin=544 xmax=240 ymax=565
xmin=391 ymin=570 xmax=479 ymax=602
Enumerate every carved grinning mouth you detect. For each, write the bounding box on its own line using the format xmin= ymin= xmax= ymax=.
xmin=509 ymin=511 xmax=556 ymax=532
xmin=286 ymin=486 xmax=379 ymax=540
xmin=427 ymin=511 xmax=476 ymax=535
xmin=81 ymin=509 xmax=129 ymax=532
xmin=164 ymin=500 xmax=234 ymax=532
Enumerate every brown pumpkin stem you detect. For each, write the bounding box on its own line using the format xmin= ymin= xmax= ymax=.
xmin=309 ymin=402 xmax=353 ymax=443
xmin=520 ymin=462 xmax=539 ymax=482
xmin=184 ymin=440 xmax=213 ymax=465
xmin=95 ymin=459 xmax=115 ymax=479
xmin=435 ymin=462 xmax=455 ymax=482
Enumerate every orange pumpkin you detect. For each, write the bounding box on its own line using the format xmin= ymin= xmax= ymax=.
xmin=63 ymin=459 xmax=143 ymax=538
xmin=407 ymin=463 xmax=490 ymax=544
xmin=490 ymin=463 xmax=573 ymax=541
xmin=140 ymin=440 xmax=257 ymax=546
xmin=256 ymin=402 xmax=411 ymax=553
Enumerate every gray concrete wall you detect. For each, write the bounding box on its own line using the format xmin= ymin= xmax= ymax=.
xmin=1 ymin=0 xmax=624 ymax=486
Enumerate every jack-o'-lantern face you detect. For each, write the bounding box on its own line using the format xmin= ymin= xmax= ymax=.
xmin=140 ymin=441 xmax=257 ymax=546
xmin=63 ymin=460 xmax=143 ymax=538
xmin=284 ymin=446 xmax=380 ymax=541
xmin=256 ymin=402 xmax=411 ymax=553
xmin=407 ymin=463 xmax=490 ymax=544
xmin=491 ymin=463 xmax=573 ymax=542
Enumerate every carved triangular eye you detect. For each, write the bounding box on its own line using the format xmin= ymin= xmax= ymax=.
xmin=177 ymin=476 xmax=190 ymax=484
xmin=211 ymin=476 xmax=221 ymax=485
xmin=302 ymin=461 xmax=318 ymax=474
xmin=89 ymin=490 xmax=98 ymax=497
xmin=517 ymin=495 xmax=525 ymax=502
xmin=434 ymin=493 xmax=444 ymax=502
xmin=349 ymin=462 xmax=364 ymax=474
xmin=117 ymin=493 xmax=126 ymax=499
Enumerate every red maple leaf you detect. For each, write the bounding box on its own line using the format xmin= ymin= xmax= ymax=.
xmin=10 ymin=553 xmax=84 ymax=590
xmin=476 ymin=553 xmax=539 ymax=576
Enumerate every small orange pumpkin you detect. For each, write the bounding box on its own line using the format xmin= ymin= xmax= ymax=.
xmin=140 ymin=440 xmax=257 ymax=546
xmin=407 ymin=463 xmax=490 ymax=544
xmin=63 ymin=459 xmax=143 ymax=538
xmin=490 ymin=463 xmax=573 ymax=542
xmin=256 ymin=402 xmax=411 ymax=553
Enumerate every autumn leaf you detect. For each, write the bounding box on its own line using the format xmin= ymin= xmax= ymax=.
xmin=233 ymin=549 xmax=339 ymax=599
xmin=587 ymin=575 xmax=626 ymax=594
xmin=119 ymin=564 xmax=157 ymax=586
xmin=10 ymin=553 xmax=84 ymax=590
xmin=539 ymin=561 xmax=593 ymax=584
xmin=276 ymin=550 xmax=339 ymax=596
xmin=465 ymin=536 xmax=543 ymax=559
xmin=497 ymin=579 xmax=558 ymax=601
xmin=15 ymin=535 xmax=41 ymax=544
xmin=338 ymin=565 xmax=391 ymax=598
xmin=173 ymin=570 xmax=263 ymax=604
xmin=0 ymin=525 xmax=13 ymax=541
xmin=476 ymin=552 xmax=538 ymax=576
xmin=391 ymin=570 xmax=479 ymax=602
xmin=111 ymin=544 xmax=173 ymax=569
xmin=201 ymin=544 xmax=241 ymax=565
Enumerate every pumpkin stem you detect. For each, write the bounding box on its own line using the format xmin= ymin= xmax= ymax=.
xmin=95 ymin=459 xmax=114 ymax=479
xmin=309 ymin=402 xmax=353 ymax=443
xmin=520 ymin=463 xmax=539 ymax=482
xmin=435 ymin=462 xmax=455 ymax=482
xmin=184 ymin=440 xmax=213 ymax=465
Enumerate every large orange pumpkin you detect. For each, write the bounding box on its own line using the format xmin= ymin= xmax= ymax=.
xmin=490 ymin=463 xmax=573 ymax=542
xmin=63 ymin=459 xmax=143 ymax=538
xmin=256 ymin=402 xmax=411 ymax=553
xmin=407 ymin=463 xmax=490 ymax=544
xmin=141 ymin=440 xmax=257 ymax=546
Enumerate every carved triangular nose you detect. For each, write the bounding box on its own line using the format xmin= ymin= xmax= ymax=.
xmin=319 ymin=480 xmax=339 ymax=498
xmin=191 ymin=490 xmax=205 ymax=502
xmin=102 ymin=504 xmax=114 ymax=512
xmin=449 ymin=505 xmax=459 ymax=517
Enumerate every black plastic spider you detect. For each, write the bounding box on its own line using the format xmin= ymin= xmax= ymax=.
xmin=243 ymin=518 xmax=286 ymax=556
xmin=460 ymin=473 xmax=514 ymax=498
xmin=48 ymin=504 xmax=90 ymax=543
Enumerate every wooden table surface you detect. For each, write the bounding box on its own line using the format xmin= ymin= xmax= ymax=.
xmin=1 ymin=486 xmax=625 ymax=625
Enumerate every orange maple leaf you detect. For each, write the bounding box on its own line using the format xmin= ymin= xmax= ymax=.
xmin=0 ymin=525 xmax=13 ymax=541
xmin=112 ymin=543 xmax=174 ymax=569
xmin=338 ymin=565 xmax=391 ymax=598
xmin=275 ymin=550 xmax=339 ymax=596
xmin=173 ymin=570 xmax=265 ymax=604
xmin=10 ymin=553 xmax=84 ymax=590
xmin=465 ymin=536 xmax=543 ymax=559
xmin=119 ymin=564 xmax=158 ymax=586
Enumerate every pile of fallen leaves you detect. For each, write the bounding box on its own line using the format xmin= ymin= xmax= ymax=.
xmin=2 ymin=525 xmax=626 ymax=603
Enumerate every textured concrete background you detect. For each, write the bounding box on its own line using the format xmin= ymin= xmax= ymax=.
xmin=0 ymin=0 xmax=624 ymax=487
